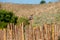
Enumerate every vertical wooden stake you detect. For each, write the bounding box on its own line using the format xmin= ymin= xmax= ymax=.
xmin=51 ymin=24 xmax=55 ymax=40
xmin=4 ymin=29 xmax=7 ymax=40
xmin=22 ymin=23 xmax=24 ymax=40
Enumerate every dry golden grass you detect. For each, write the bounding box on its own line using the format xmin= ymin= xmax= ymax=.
xmin=0 ymin=2 xmax=60 ymax=17
xmin=0 ymin=2 xmax=60 ymax=26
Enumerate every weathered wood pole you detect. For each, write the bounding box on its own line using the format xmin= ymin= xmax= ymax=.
xmin=6 ymin=23 xmax=13 ymax=40
xmin=51 ymin=23 xmax=55 ymax=40
xmin=33 ymin=27 xmax=36 ymax=40
xmin=16 ymin=23 xmax=24 ymax=40
xmin=28 ymin=25 xmax=33 ymax=40
xmin=47 ymin=24 xmax=52 ymax=40
xmin=22 ymin=23 xmax=24 ymax=40
xmin=43 ymin=24 xmax=48 ymax=40
xmin=4 ymin=29 xmax=7 ymax=40
xmin=39 ymin=26 xmax=44 ymax=40
xmin=12 ymin=23 xmax=16 ymax=40
xmin=24 ymin=25 xmax=29 ymax=40
xmin=0 ymin=29 xmax=4 ymax=40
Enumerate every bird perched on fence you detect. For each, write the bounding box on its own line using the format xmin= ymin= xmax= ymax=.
xmin=28 ymin=14 xmax=33 ymax=21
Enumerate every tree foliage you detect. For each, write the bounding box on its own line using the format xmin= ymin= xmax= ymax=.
xmin=0 ymin=10 xmax=18 ymax=29
xmin=40 ymin=0 xmax=46 ymax=4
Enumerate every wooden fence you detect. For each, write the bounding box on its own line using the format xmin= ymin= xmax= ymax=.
xmin=0 ymin=23 xmax=60 ymax=40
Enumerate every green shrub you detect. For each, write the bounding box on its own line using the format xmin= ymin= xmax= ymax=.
xmin=18 ymin=17 xmax=30 ymax=26
xmin=0 ymin=10 xmax=18 ymax=29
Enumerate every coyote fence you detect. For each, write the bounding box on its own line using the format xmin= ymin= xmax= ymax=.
xmin=0 ymin=23 xmax=60 ymax=40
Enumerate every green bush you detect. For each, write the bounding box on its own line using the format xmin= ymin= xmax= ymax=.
xmin=0 ymin=10 xmax=18 ymax=29
xmin=18 ymin=17 xmax=30 ymax=26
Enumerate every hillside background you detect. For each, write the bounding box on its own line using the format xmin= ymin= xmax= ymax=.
xmin=0 ymin=2 xmax=60 ymax=26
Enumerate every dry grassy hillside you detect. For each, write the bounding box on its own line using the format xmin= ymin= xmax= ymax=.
xmin=0 ymin=2 xmax=60 ymax=17
xmin=0 ymin=2 xmax=60 ymax=26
